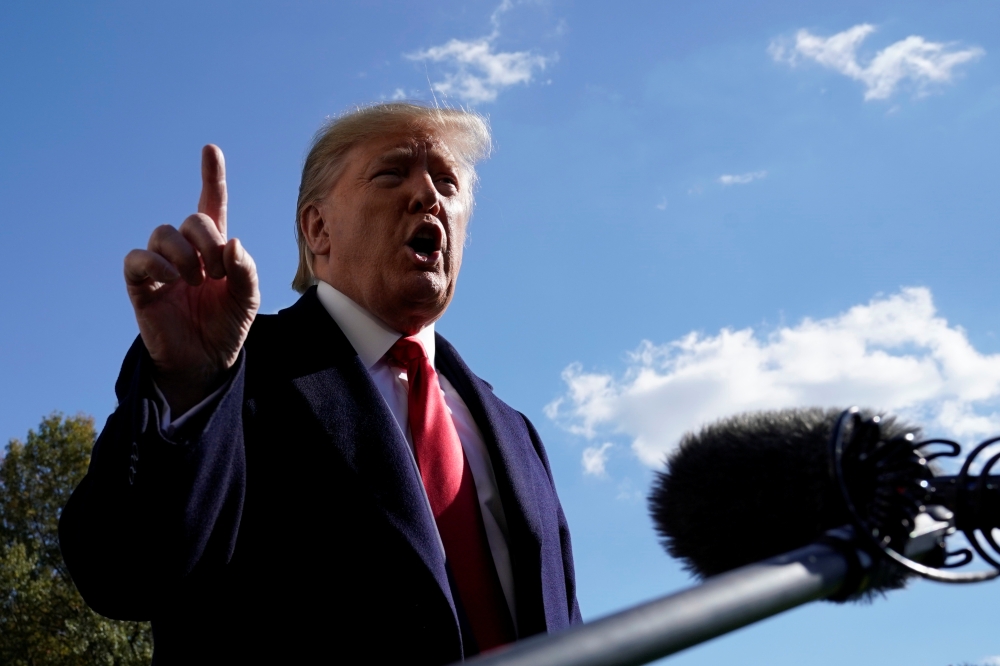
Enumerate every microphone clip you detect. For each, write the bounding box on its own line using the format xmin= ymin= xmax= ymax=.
xmin=830 ymin=407 xmax=1000 ymax=584
xmin=815 ymin=526 xmax=874 ymax=602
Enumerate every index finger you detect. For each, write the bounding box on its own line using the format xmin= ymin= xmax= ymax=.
xmin=197 ymin=144 xmax=228 ymax=238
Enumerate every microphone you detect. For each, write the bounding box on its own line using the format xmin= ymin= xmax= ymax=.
xmin=648 ymin=407 xmax=918 ymax=601
xmin=649 ymin=406 xmax=1000 ymax=592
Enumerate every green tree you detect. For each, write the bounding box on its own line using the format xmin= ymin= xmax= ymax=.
xmin=0 ymin=413 xmax=152 ymax=665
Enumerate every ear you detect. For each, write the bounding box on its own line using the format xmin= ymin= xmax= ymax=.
xmin=300 ymin=203 xmax=331 ymax=256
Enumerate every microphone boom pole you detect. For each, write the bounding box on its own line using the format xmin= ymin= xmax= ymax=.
xmin=464 ymin=539 xmax=861 ymax=666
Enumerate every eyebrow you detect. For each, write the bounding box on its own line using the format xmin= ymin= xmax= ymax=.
xmin=369 ymin=144 xmax=463 ymax=177
xmin=370 ymin=146 xmax=418 ymax=168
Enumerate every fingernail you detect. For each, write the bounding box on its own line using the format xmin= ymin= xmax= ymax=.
xmin=164 ymin=266 xmax=180 ymax=280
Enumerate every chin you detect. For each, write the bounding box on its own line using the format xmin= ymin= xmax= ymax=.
xmin=391 ymin=273 xmax=452 ymax=324
xmin=400 ymin=270 xmax=448 ymax=298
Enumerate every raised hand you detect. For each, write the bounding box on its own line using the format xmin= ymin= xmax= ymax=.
xmin=124 ymin=145 xmax=260 ymax=414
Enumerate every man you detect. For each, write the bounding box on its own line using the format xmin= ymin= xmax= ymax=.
xmin=59 ymin=103 xmax=581 ymax=664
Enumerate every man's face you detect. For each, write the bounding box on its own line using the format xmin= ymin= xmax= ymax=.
xmin=308 ymin=127 xmax=472 ymax=334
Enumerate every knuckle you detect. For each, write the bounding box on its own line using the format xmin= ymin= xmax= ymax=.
xmin=125 ymin=249 xmax=152 ymax=269
xmin=123 ymin=250 xmax=155 ymax=281
xmin=182 ymin=212 xmax=211 ymax=228
xmin=182 ymin=213 xmax=223 ymax=240
xmin=148 ymin=225 xmax=179 ymax=250
xmin=151 ymin=224 xmax=176 ymax=240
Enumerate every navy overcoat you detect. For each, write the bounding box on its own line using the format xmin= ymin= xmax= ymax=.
xmin=59 ymin=287 xmax=581 ymax=664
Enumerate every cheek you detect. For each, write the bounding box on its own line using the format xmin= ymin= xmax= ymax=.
xmin=360 ymin=202 xmax=401 ymax=252
xmin=448 ymin=203 xmax=471 ymax=247
xmin=447 ymin=231 xmax=466 ymax=274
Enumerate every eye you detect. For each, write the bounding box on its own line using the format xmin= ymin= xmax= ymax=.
xmin=373 ymin=169 xmax=404 ymax=184
xmin=435 ymin=175 xmax=459 ymax=194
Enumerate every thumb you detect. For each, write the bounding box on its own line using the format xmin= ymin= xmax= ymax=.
xmin=223 ymin=238 xmax=260 ymax=308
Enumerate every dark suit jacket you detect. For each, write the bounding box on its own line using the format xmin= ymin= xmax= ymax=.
xmin=59 ymin=287 xmax=581 ymax=664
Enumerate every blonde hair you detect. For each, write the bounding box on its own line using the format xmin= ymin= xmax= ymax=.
xmin=292 ymin=102 xmax=492 ymax=293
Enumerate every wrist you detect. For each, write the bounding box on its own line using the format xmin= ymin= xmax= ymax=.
xmin=153 ymin=364 xmax=231 ymax=416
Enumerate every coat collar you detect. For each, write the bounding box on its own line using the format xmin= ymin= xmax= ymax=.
xmin=434 ymin=334 xmax=548 ymax=636
xmin=275 ymin=288 xmax=458 ymax=629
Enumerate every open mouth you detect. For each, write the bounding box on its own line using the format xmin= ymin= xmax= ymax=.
xmin=406 ymin=224 xmax=443 ymax=261
xmin=407 ymin=236 xmax=437 ymax=255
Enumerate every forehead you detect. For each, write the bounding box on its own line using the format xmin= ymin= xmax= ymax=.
xmin=348 ymin=126 xmax=463 ymax=170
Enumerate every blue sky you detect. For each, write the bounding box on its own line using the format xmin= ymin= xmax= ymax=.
xmin=3 ymin=1 xmax=1000 ymax=663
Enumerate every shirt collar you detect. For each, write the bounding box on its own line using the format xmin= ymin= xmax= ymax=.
xmin=315 ymin=280 xmax=436 ymax=369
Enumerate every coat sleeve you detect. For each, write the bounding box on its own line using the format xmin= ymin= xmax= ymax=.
xmin=58 ymin=337 xmax=247 ymax=621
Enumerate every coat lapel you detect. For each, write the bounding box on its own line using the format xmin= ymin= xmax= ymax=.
xmin=434 ymin=334 xmax=550 ymax=637
xmin=277 ymin=289 xmax=456 ymax=617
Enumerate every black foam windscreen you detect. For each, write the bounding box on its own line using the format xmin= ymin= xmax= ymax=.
xmin=648 ymin=407 xmax=918 ymax=601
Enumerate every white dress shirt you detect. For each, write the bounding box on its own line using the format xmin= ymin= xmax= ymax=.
xmin=158 ymin=282 xmax=517 ymax=623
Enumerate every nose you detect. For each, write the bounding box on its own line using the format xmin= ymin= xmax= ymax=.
xmin=407 ymin=171 xmax=441 ymax=217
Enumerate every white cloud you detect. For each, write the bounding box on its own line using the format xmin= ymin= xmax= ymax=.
xmin=582 ymin=443 xmax=613 ymax=477
xmin=770 ymin=24 xmax=984 ymax=100
xmin=719 ymin=170 xmax=767 ymax=186
xmin=616 ymin=478 xmax=644 ymax=502
xmin=979 ymin=658 xmax=1000 ymax=666
xmin=547 ymin=288 xmax=1000 ymax=467
xmin=490 ymin=0 xmax=516 ymax=30
xmin=406 ymin=1 xmax=551 ymax=104
xmin=408 ymin=40 xmax=549 ymax=104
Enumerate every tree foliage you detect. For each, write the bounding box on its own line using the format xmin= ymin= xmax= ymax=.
xmin=0 ymin=413 xmax=152 ymax=665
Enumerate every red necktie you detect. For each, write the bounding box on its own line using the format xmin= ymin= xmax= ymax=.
xmin=386 ymin=336 xmax=514 ymax=652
